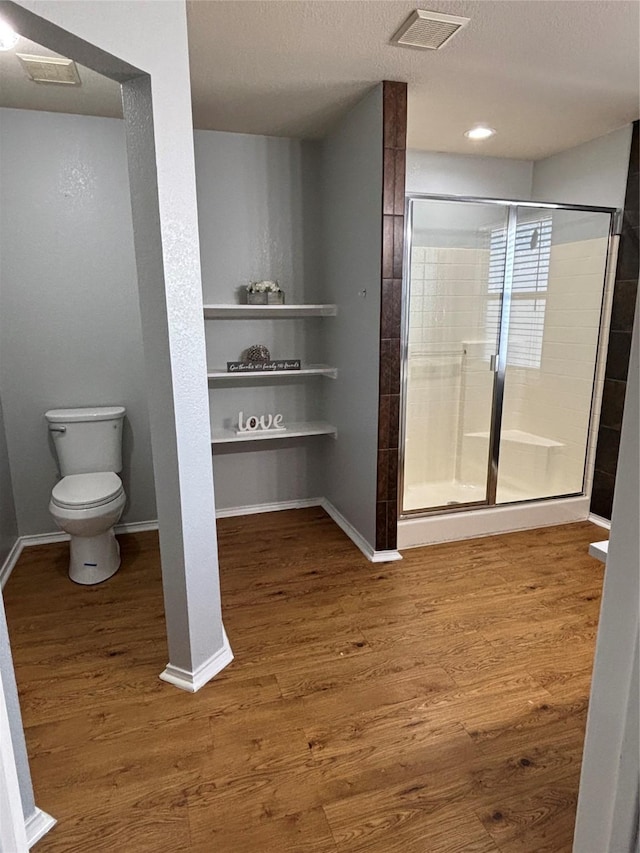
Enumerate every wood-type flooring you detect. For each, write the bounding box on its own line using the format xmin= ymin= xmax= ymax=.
xmin=3 ymin=509 xmax=604 ymax=852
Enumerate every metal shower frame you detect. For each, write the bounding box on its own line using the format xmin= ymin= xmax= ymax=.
xmin=398 ymin=193 xmax=619 ymax=519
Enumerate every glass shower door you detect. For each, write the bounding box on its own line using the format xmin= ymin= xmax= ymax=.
xmin=495 ymin=206 xmax=612 ymax=503
xmin=402 ymin=199 xmax=508 ymax=512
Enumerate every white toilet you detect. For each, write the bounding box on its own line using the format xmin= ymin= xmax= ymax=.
xmin=45 ymin=406 xmax=127 ymax=585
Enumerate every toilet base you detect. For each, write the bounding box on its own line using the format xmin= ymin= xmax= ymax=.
xmin=68 ymin=529 xmax=121 ymax=585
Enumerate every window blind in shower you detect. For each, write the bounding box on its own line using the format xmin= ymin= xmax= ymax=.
xmin=486 ymin=217 xmax=552 ymax=369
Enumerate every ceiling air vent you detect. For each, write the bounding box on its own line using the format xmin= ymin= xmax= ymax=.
xmin=392 ymin=10 xmax=470 ymax=50
xmin=17 ymin=53 xmax=81 ymax=85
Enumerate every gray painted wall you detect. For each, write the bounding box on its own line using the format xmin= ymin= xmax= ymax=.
xmin=406 ymin=149 xmax=534 ymax=199
xmin=194 ymin=130 xmax=324 ymax=509
xmin=573 ymin=301 xmax=639 ymax=851
xmin=531 ymin=125 xmax=633 ymax=209
xmin=319 ymin=85 xmax=384 ymax=549
xmin=407 ymin=126 xmax=632 ymax=212
xmin=406 ymin=150 xmax=534 ymax=250
xmin=2 ymin=0 xmax=227 ymax=823
xmin=0 ymin=397 xmax=17 ymax=565
xmin=0 ymin=108 xmax=156 ymax=536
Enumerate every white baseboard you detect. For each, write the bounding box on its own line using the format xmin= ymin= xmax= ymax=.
xmin=115 ymin=519 xmax=159 ymax=534
xmin=369 ymin=548 xmax=403 ymax=563
xmin=0 ymin=521 xmax=160 ymax=589
xmin=588 ymin=540 xmax=608 ymax=563
xmin=319 ymin=498 xmax=402 ymax=563
xmin=26 ymin=807 xmax=56 ymax=848
xmin=588 ymin=513 xmax=611 ymax=530
xmin=215 ymin=498 xmax=322 ymax=518
xmin=159 ymin=628 xmax=234 ymax=693
xmin=17 ymin=519 xmax=158 ymax=547
xmin=215 ymin=498 xmax=402 ymax=563
xmin=0 ymin=539 xmax=24 ymax=590
xmin=20 ymin=531 xmax=68 ymax=546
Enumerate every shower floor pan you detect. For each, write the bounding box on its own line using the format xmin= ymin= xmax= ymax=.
xmin=403 ymin=479 xmax=534 ymax=513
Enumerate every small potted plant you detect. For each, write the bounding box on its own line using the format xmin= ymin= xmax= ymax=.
xmin=246 ymin=280 xmax=284 ymax=305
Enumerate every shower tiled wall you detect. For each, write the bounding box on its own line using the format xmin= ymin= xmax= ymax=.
xmin=591 ymin=120 xmax=639 ymax=520
xmin=404 ymin=236 xmax=609 ymax=509
xmin=500 ymin=237 xmax=609 ymax=497
xmin=376 ymin=81 xmax=406 ymax=551
xmin=405 ymin=245 xmax=494 ymax=499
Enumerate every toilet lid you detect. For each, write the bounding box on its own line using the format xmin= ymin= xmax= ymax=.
xmin=51 ymin=473 xmax=123 ymax=509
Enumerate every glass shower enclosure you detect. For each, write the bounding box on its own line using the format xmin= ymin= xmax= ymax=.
xmin=400 ymin=195 xmax=615 ymax=515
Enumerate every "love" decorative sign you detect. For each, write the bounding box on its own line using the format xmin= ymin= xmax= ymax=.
xmin=237 ymin=411 xmax=286 ymax=434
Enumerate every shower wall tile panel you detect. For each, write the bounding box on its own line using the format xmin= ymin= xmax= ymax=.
xmin=592 ymin=120 xmax=639 ymax=520
xmin=376 ymin=81 xmax=406 ymax=552
xmin=404 ymin=236 xmax=609 ymax=506
xmin=404 ymin=246 xmax=493 ymax=499
xmin=500 ymin=237 xmax=608 ymax=498
xmin=600 ymin=379 xmax=627 ymax=430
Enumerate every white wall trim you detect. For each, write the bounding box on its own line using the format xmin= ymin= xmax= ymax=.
xmin=216 ymin=499 xmax=402 ymax=562
xmin=588 ymin=540 xmax=609 ymax=563
xmin=320 ymin=498 xmax=402 ymax=563
xmin=25 ymin=808 xmax=56 ymax=849
xmin=0 ymin=521 xmax=160 ymax=589
xmin=0 ymin=667 xmax=29 ymax=853
xmin=398 ymin=495 xmax=590 ymax=549
xmin=369 ymin=548 xmax=404 ymax=563
xmin=215 ymin=498 xmax=322 ymax=518
xmin=18 ymin=531 xmax=67 ymax=547
xmin=115 ymin=520 xmax=159 ymax=535
xmin=159 ymin=629 xmax=234 ymax=693
xmin=0 ymin=540 xmax=24 ymax=591
xmin=1 ymin=496 xmax=404 ymax=606
xmin=588 ymin=513 xmax=611 ymax=530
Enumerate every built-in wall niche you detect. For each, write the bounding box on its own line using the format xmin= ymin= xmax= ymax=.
xmin=204 ymin=304 xmax=339 ymax=445
xmin=194 ymin=85 xmax=387 ymax=553
xmin=195 ymin=130 xmax=338 ymax=509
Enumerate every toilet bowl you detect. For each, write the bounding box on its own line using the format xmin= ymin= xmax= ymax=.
xmin=49 ymin=472 xmax=126 ymax=585
xmin=46 ymin=405 xmax=127 ymax=584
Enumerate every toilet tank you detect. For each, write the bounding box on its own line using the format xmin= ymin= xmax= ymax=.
xmin=45 ymin=406 xmax=126 ymax=476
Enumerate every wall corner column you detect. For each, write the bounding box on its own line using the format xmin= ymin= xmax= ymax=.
xmin=376 ymin=81 xmax=407 ymax=553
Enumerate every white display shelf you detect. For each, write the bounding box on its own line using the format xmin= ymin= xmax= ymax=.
xmin=203 ymin=304 xmax=337 ymax=319
xmin=212 ymin=421 xmax=337 ymax=445
xmin=208 ymin=364 xmax=337 ymax=381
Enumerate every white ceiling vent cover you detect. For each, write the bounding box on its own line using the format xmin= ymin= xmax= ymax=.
xmin=392 ymin=10 xmax=470 ymax=50
xmin=17 ymin=53 xmax=81 ymax=85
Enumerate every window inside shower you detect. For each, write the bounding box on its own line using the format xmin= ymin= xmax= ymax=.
xmin=400 ymin=196 xmax=614 ymax=515
xmin=485 ymin=216 xmax=552 ymax=370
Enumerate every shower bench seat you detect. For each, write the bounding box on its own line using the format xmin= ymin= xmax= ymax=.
xmin=464 ymin=428 xmax=564 ymax=449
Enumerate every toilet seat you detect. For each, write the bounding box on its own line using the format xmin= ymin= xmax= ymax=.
xmin=51 ymin=473 xmax=124 ymax=510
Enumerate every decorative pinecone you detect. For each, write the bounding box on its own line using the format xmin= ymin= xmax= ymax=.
xmin=245 ymin=344 xmax=271 ymax=363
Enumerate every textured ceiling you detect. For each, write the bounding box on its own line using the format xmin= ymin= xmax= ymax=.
xmin=0 ymin=35 xmax=122 ymax=119
xmin=1 ymin=2 xmax=638 ymax=161
xmin=187 ymin=0 xmax=640 ymax=159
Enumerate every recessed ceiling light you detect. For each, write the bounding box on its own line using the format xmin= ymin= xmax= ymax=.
xmin=0 ymin=20 xmax=19 ymax=51
xmin=464 ymin=125 xmax=496 ymax=141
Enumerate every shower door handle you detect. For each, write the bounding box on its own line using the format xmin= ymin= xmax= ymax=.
xmin=489 ymin=354 xmax=498 ymax=372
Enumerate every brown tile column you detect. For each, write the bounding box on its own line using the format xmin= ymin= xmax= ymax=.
xmin=591 ymin=120 xmax=639 ymax=519
xmin=376 ymin=81 xmax=407 ymax=552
